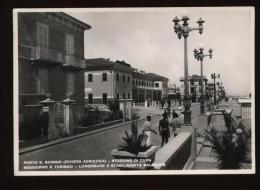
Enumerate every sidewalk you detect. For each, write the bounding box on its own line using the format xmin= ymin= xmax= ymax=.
xmin=19 ymin=113 xmax=162 ymax=155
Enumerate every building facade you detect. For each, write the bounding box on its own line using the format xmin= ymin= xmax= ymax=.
xmin=180 ymin=74 xmax=208 ymax=102
xmin=132 ymin=71 xmax=169 ymax=103
xmin=84 ymin=58 xmax=169 ymax=104
xmin=18 ymin=12 xmax=91 ymax=139
xmin=84 ymin=58 xmax=134 ymax=104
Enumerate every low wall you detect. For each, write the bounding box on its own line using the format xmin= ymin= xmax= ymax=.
xmin=153 ymin=132 xmax=192 ymax=170
xmin=74 ymin=119 xmax=123 ymax=135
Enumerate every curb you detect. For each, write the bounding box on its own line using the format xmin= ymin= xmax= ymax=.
xmin=19 ymin=114 xmax=162 ymax=155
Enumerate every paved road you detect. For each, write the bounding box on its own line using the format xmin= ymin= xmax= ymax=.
xmin=19 ymin=103 xmax=201 ymax=171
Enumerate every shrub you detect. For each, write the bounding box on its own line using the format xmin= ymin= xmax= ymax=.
xmin=205 ymin=113 xmax=250 ymax=169
xmin=118 ymin=113 xmax=149 ymax=155
xmin=119 ymin=130 xmax=149 ymax=155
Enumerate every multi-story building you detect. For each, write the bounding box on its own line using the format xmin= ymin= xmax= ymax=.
xmin=84 ymin=58 xmax=134 ymax=104
xmin=84 ymin=58 xmax=169 ymax=104
xmin=19 ymin=12 xmax=91 ymax=105
xmin=132 ymin=71 xmax=169 ymax=103
xmin=180 ymin=74 xmax=208 ymax=102
xmin=206 ymin=82 xmax=215 ymax=101
xmin=18 ymin=12 xmax=91 ymax=138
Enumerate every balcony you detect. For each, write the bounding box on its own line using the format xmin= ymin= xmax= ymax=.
xmin=19 ymin=45 xmax=63 ymax=65
xmin=63 ymin=54 xmax=85 ymax=69
xmin=18 ymin=45 xmax=85 ymax=69
xmin=31 ymin=46 xmax=63 ymax=64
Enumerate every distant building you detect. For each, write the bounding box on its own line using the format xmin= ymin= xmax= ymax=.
xmin=180 ymin=74 xmax=208 ymax=102
xmin=132 ymin=71 xmax=169 ymax=103
xmin=84 ymin=58 xmax=134 ymax=104
xmin=84 ymin=58 xmax=169 ymax=104
xmin=206 ymin=82 xmax=215 ymax=101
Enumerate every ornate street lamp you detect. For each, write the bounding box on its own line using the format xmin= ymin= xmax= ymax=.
xmin=211 ymin=73 xmax=220 ymax=105
xmin=173 ymin=16 xmax=205 ymax=125
xmin=194 ymin=46 xmax=213 ymax=114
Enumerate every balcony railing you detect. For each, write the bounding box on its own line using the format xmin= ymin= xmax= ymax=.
xmin=64 ymin=54 xmax=85 ymax=69
xmin=18 ymin=45 xmax=33 ymax=59
xmin=31 ymin=46 xmax=63 ymax=63
xmin=18 ymin=45 xmax=85 ymax=69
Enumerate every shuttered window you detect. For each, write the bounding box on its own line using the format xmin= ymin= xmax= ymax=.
xmin=36 ymin=22 xmax=49 ymax=58
xmin=67 ymin=72 xmax=75 ymax=96
xmin=66 ymin=33 xmax=75 ymax=55
xmin=37 ymin=68 xmax=49 ymax=95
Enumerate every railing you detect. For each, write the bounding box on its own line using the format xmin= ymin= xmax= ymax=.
xmin=32 ymin=46 xmax=63 ymax=63
xmin=64 ymin=54 xmax=85 ymax=68
xmin=19 ymin=45 xmax=84 ymax=68
xmin=153 ymin=132 xmax=192 ymax=170
xmin=18 ymin=45 xmax=33 ymax=59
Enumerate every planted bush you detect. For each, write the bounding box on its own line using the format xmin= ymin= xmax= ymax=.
xmin=205 ymin=113 xmax=250 ymax=169
xmin=118 ymin=113 xmax=149 ymax=155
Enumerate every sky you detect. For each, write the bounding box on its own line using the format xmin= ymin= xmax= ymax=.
xmin=67 ymin=7 xmax=254 ymax=96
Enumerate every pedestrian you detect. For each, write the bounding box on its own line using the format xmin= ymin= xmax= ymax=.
xmin=39 ymin=111 xmax=49 ymax=137
xmin=159 ymin=112 xmax=170 ymax=147
xmin=172 ymin=109 xmax=179 ymax=119
xmin=167 ymin=98 xmax=171 ymax=109
xmin=163 ymin=109 xmax=168 ymax=120
xmin=169 ymin=110 xmax=180 ymax=137
xmin=161 ymin=99 xmax=164 ymax=109
xmin=142 ymin=115 xmax=157 ymax=147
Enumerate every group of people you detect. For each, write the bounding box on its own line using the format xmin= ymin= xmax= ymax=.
xmin=141 ymin=109 xmax=180 ymax=147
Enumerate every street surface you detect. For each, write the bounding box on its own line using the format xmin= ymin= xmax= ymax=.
xmin=19 ymin=103 xmax=201 ymax=170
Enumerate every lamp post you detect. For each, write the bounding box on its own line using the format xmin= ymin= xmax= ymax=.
xmin=194 ymin=47 xmax=213 ymax=114
xmin=173 ymin=16 xmax=205 ymax=125
xmin=211 ymin=73 xmax=220 ymax=105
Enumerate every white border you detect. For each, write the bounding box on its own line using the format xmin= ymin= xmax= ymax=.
xmin=13 ymin=7 xmax=255 ymax=176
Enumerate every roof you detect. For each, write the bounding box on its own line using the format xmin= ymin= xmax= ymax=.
xmin=145 ymin=73 xmax=169 ymax=82
xmin=58 ymin=12 xmax=91 ymax=30
xmin=180 ymin=74 xmax=208 ymax=81
xmin=85 ymin=58 xmax=134 ymax=73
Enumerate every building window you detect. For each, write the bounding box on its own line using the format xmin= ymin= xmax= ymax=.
xmin=88 ymin=74 xmax=93 ymax=82
xmin=66 ymin=72 xmax=75 ymax=96
xmin=36 ymin=22 xmax=49 ymax=57
xmin=133 ymin=80 xmax=135 ymax=85
xmin=102 ymin=93 xmax=107 ymax=104
xmin=117 ymin=93 xmax=119 ymax=99
xmin=123 ymin=93 xmax=125 ymax=99
xmin=66 ymin=33 xmax=75 ymax=55
xmin=102 ymin=73 xmax=107 ymax=81
xmin=155 ymin=83 xmax=159 ymax=88
xmin=88 ymin=94 xmax=93 ymax=104
xmin=37 ymin=68 xmax=49 ymax=94
xmin=127 ymin=75 xmax=130 ymax=83
xmin=116 ymin=73 xmax=119 ymax=81
xmin=128 ymin=93 xmax=130 ymax=99
xmin=123 ymin=74 xmax=125 ymax=82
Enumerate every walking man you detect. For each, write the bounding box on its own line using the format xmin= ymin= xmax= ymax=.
xmin=159 ymin=112 xmax=170 ymax=147
xmin=169 ymin=110 xmax=180 ymax=137
xmin=142 ymin=115 xmax=157 ymax=147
